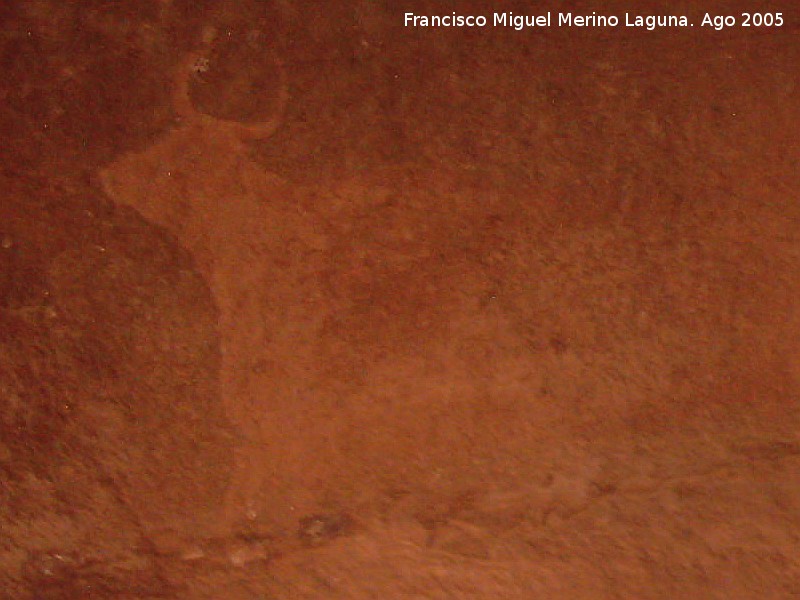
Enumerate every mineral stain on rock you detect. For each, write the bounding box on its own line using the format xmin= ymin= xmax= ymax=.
xmin=297 ymin=512 xmax=356 ymax=547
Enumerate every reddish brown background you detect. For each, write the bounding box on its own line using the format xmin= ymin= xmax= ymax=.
xmin=1 ymin=1 xmax=799 ymax=598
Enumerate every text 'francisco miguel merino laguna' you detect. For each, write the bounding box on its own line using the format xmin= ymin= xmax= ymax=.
xmin=404 ymin=12 xmax=693 ymax=31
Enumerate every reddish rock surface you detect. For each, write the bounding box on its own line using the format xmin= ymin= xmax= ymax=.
xmin=1 ymin=1 xmax=799 ymax=598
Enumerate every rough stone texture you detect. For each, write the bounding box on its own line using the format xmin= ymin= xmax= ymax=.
xmin=1 ymin=1 xmax=799 ymax=597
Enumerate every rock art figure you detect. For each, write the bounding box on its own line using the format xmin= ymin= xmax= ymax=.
xmin=99 ymin=33 xmax=321 ymax=532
